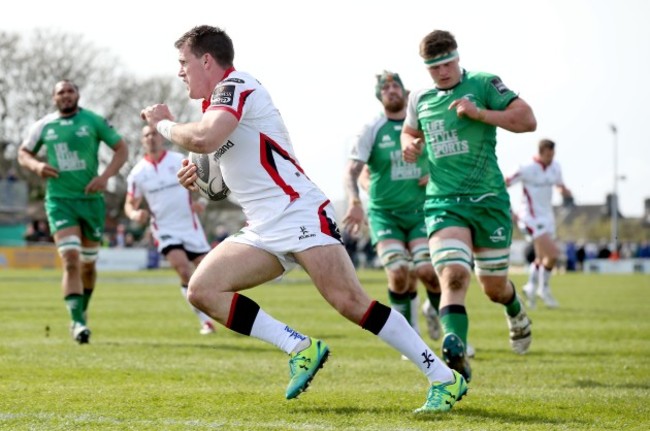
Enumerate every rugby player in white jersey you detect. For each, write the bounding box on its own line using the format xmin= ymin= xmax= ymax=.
xmin=140 ymin=25 xmax=467 ymax=413
xmin=506 ymin=139 xmax=572 ymax=308
xmin=125 ymin=125 xmax=217 ymax=334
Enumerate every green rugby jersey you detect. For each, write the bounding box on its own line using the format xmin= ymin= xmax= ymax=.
xmin=21 ymin=108 xmax=122 ymax=199
xmin=349 ymin=115 xmax=427 ymax=211
xmin=405 ymin=70 xmax=517 ymax=198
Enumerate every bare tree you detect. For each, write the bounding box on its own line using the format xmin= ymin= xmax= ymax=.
xmin=0 ymin=29 xmax=197 ymax=216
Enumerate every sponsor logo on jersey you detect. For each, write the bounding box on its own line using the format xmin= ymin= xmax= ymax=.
xmin=212 ymin=84 xmax=235 ymax=106
xmin=462 ymin=94 xmax=477 ymax=103
xmin=44 ymin=128 xmax=59 ymax=141
xmin=378 ymin=134 xmax=395 ymax=149
xmin=489 ymin=227 xmax=507 ymax=242
xmin=60 ymin=119 xmax=74 ymax=126
xmin=213 ymin=140 xmax=235 ymax=160
xmin=223 ymin=77 xmax=245 ymax=84
xmin=298 ymin=226 xmax=316 ymax=240
xmin=490 ymin=77 xmax=510 ymax=94
xmin=75 ymin=126 xmax=90 ymax=137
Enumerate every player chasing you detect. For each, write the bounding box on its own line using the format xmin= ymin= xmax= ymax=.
xmin=18 ymin=80 xmax=128 ymax=344
xmin=124 ymin=125 xmax=217 ymax=334
xmin=401 ymin=30 xmax=537 ymax=382
xmin=141 ymin=25 xmax=467 ymax=413
xmin=506 ymin=138 xmax=573 ymax=309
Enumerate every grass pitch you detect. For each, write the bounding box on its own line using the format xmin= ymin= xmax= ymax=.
xmin=0 ymin=268 xmax=649 ymax=430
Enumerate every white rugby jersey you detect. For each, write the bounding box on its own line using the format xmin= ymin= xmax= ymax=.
xmin=506 ymin=158 xmax=565 ymax=219
xmin=127 ymin=150 xmax=206 ymax=240
xmin=203 ymin=68 xmax=327 ymax=226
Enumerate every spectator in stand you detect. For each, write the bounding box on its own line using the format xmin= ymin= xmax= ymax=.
xmin=24 ymin=219 xmax=54 ymax=243
xmin=597 ymin=239 xmax=612 ymax=259
xmin=637 ymin=240 xmax=650 ymax=258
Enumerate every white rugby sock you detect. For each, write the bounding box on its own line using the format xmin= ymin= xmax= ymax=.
xmin=528 ymin=263 xmax=540 ymax=289
xmin=250 ymin=308 xmax=306 ymax=354
xmin=377 ymin=310 xmax=453 ymax=383
xmin=541 ymin=267 xmax=553 ymax=291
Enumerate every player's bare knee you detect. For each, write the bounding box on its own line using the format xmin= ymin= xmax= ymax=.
xmin=80 ymin=262 xmax=96 ymax=277
xmin=478 ymin=276 xmax=512 ymax=303
xmin=414 ymin=265 xmax=439 ymax=291
xmin=386 ymin=266 xmax=410 ymax=293
xmin=186 ymin=283 xmax=205 ymax=308
xmin=444 ymin=268 xmax=471 ymax=292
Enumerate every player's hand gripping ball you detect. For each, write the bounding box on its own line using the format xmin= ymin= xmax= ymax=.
xmin=189 ymin=152 xmax=230 ymax=201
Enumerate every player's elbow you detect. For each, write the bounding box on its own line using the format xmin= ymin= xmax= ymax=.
xmin=523 ymin=115 xmax=537 ymax=132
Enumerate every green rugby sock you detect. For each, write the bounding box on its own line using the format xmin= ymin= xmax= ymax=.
xmin=387 ymin=289 xmax=411 ymax=322
xmin=65 ymin=293 xmax=85 ymax=325
xmin=505 ymin=281 xmax=522 ymax=317
xmin=439 ymin=305 xmax=468 ymax=347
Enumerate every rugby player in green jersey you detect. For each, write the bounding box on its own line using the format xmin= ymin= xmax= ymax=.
xmin=18 ymin=80 xmax=128 ymax=344
xmin=343 ymin=72 xmax=444 ymax=347
xmin=401 ymin=30 xmax=537 ymax=382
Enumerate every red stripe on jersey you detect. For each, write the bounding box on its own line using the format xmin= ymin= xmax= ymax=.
xmin=259 ymin=133 xmax=305 ymax=202
xmin=204 ymin=89 xmax=254 ymax=121
xmin=523 ymin=187 xmax=536 ymax=217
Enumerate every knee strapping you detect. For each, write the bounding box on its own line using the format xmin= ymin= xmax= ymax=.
xmin=57 ymin=235 xmax=81 ymax=256
xmin=80 ymin=246 xmax=100 ymax=263
xmin=410 ymin=243 xmax=431 ymax=269
xmin=429 ymin=238 xmax=473 ymax=274
xmin=379 ymin=244 xmax=409 ymax=271
xmin=474 ymin=248 xmax=510 ymax=276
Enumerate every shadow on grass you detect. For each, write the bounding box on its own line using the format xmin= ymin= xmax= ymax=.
xmin=289 ymin=404 xmax=588 ymax=427
xmin=101 ymin=340 xmax=270 ymax=353
xmin=289 ymin=405 xmax=411 ymax=415
xmin=573 ymin=378 xmax=650 ymax=390
xmin=417 ymin=405 xmax=590 ymax=426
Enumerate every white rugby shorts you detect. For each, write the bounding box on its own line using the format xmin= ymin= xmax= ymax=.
xmin=517 ymin=215 xmax=556 ymax=240
xmin=225 ymin=190 xmax=343 ymax=273
xmin=154 ymin=227 xmax=211 ymax=255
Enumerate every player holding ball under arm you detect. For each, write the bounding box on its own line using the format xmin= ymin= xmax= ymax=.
xmin=141 ymin=25 xmax=466 ymax=412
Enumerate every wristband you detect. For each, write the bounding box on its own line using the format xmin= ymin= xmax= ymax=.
xmin=477 ymin=108 xmax=487 ymax=122
xmin=157 ymin=119 xmax=176 ymax=141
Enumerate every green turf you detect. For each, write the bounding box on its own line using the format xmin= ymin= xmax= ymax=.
xmin=0 ymin=269 xmax=649 ymax=430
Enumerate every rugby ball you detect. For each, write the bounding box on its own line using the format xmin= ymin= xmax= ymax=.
xmin=189 ymin=152 xmax=230 ymax=201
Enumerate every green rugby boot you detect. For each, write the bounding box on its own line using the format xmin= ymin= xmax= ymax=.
xmin=442 ymin=333 xmax=472 ymax=383
xmin=414 ymin=369 xmax=468 ymax=413
xmin=285 ymin=338 xmax=330 ymax=399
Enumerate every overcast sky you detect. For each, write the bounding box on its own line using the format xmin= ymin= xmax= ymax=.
xmin=3 ymin=0 xmax=649 ymax=216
